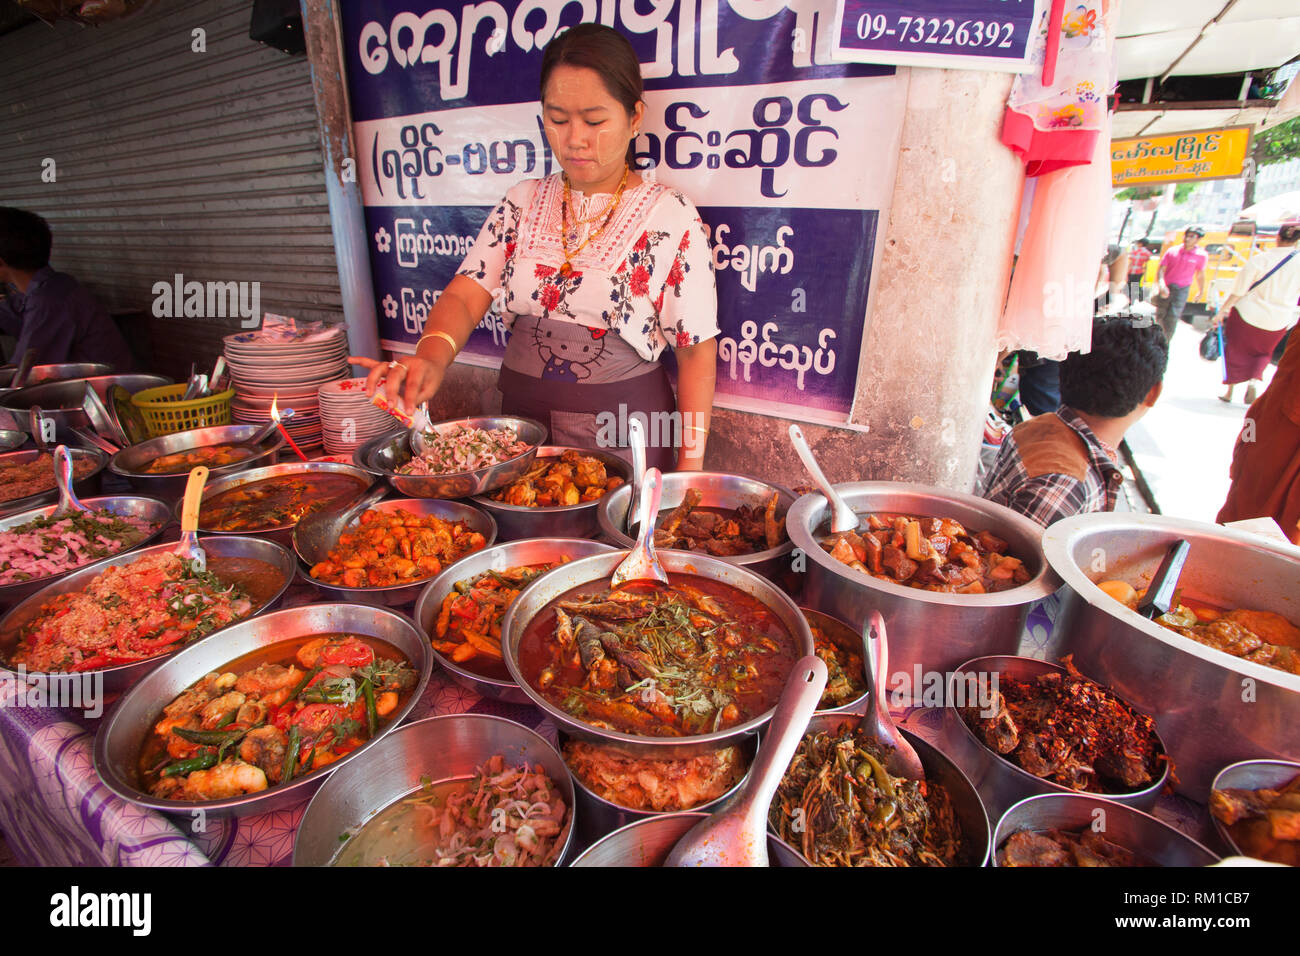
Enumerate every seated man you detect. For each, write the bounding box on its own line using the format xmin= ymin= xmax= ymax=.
xmin=0 ymin=207 xmax=134 ymax=370
xmin=982 ymin=317 xmax=1167 ymax=527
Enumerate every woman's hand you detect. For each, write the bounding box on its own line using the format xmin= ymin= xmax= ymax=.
xmin=347 ymin=355 xmax=447 ymax=415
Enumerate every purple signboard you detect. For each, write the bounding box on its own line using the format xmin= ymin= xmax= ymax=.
xmin=831 ymin=0 xmax=1045 ymax=72
xmin=341 ymin=0 xmax=909 ymax=423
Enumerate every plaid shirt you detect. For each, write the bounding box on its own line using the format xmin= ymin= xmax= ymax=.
xmin=982 ymin=407 xmax=1124 ymax=528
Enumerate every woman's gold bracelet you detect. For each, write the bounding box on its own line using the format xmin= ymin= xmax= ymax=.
xmin=684 ymin=424 xmax=710 ymax=435
xmin=417 ymin=330 xmax=459 ymax=354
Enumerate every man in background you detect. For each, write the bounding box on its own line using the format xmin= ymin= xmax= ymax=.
xmin=983 ymin=317 xmax=1168 ymax=527
xmin=0 ymin=207 xmax=133 ymax=371
xmin=1154 ymin=226 xmax=1207 ymax=343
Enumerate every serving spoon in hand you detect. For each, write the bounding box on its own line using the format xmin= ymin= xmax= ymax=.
xmin=664 ymin=655 xmax=829 ymax=867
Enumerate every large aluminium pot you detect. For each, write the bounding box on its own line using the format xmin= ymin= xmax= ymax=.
xmin=2 ymin=375 xmax=171 ymax=436
xmin=1041 ymin=512 xmax=1300 ymax=797
xmin=786 ymin=482 xmax=1060 ymax=679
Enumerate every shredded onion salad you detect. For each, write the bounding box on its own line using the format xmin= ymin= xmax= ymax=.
xmin=397 ymin=425 xmax=530 ymax=476
xmin=0 ymin=510 xmax=158 ymax=585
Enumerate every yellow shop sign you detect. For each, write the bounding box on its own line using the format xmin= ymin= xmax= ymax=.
xmin=1111 ymin=126 xmax=1252 ymax=187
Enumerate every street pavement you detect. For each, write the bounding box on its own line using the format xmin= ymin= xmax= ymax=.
xmin=1123 ymin=314 xmax=1267 ymax=523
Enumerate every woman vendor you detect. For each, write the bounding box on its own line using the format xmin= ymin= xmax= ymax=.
xmin=351 ymin=23 xmax=719 ymax=471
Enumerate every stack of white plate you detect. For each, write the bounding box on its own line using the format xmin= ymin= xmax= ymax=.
xmin=223 ymin=325 xmax=350 ymax=451
xmin=318 ymin=377 xmax=397 ymax=458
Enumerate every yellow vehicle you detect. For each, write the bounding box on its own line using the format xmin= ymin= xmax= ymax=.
xmin=1155 ymin=222 xmax=1278 ymax=315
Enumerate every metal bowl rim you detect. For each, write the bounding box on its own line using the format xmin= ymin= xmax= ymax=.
xmin=107 ymin=424 xmax=285 ymax=479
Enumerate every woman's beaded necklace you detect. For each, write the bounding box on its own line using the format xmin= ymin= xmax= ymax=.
xmin=559 ymin=164 xmax=630 ymax=277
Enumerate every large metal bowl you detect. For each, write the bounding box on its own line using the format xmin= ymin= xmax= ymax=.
xmin=992 ymin=793 xmax=1219 ymax=867
xmin=0 ymin=495 xmax=174 ymax=607
xmin=1 ymin=375 xmax=171 ymax=435
xmin=355 ymin=416 xmax=547 ymax=499
xmin=569 ymin=810 xmax=807 ymax=867
xmin=176 ymin=460 xmax=376 ymax=549
xmin=413 ymin=537 xmax=616 ymax=703
xmin=767 ymin=712 xmax=991 ymax=866
xmin=293 ymin=713 xmax=574 ymax=865
xmin=596 ymin=471 xmax=797 ymax=582
xmin=0 ymin=535 xmax=295 ymax=694
xmin=938 ymin=655 xmax=1171 ymax=822
xmin=787 ymin=482 xmax=1060 ymax=677
xmin=471 ymin=445 xmax=631 ymax=541
xmin=0 ymin=445 xmax=108 ymax=519
xmin=0 ymin=363 xmax=112 ymax=389
xmin=1208 ymin=758 xmax=1300 ymax=862
xmin=501 ymin=549 xmax=815 ymax=758
xmin=109 ymin=424 xmax=285 ymax=499
xmin=561 ymin=731 xmax=757 ymax=847
xmin=94 ymin=603 xmax=432 ymax=819
xmin=1041 ymin=511 xmax=1300 ymax=796
xmin=294 ymin=497 xmax=496 ymax=607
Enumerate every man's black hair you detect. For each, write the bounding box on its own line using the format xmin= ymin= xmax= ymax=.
xmin=1060 ymin=317 xmax=1168 ymax=419
xmin=0 ymin=207 xmax=52 ymax=271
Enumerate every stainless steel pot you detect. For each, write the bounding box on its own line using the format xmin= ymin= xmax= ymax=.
xmin=0 ymin=363 xmax=112 ymax=389
xmin=0 ymin=535 xmax=295 ymax=694
xmin=175 ymin=460 xmax=376 ymax=549
xmin=109 ymin=424 xmax=285 ymax=499
xmin=767 ymin=712 xmax=992 ymax=866
xmin=0 ymin=446 xmax=108 ymax=519
xmin=0 ymin=495 xmax=173 ymax=607
xmin=294 ymin=497 xmax=496 ymax=607
xmin=937 ymin=655 xmax=1171 ymax=822
xmin=500 ymin=549 xmax=814 ymax=758
xmin=2 ymin=375 xmax=171 ymax=435
xmin=569 ymin=810 xmax=807 ymax=867
xmin=293 ymin=713 xmax=574 ymax=865
xmin=471 ymin=445 xmax=631 ymax=542
xmin=596 ymin=470 xmax=797 ymax=582
xmin=992 ymin=793 xmax=1219 ymax=867
xmin=786 ymin=482 xmax=1060 ymax=678
xmin=355 ymin=416 xmax=547 ymax=499
xmin=94 ymin=603 xmax=432 ymax=818
xmin=413 ymin=537 xmax=616 ymax=703
xmin=1041 ymin=511 xmax=1300 ymax=796
xmin=1208 ymin=758 xmax=1300 ymax=861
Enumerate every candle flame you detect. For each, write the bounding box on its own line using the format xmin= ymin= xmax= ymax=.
xmin=270 ymin=394 xmax=280 ymax=422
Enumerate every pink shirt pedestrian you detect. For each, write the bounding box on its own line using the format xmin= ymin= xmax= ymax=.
xmin=1161 ymin=246 xmax=1208 ymax=287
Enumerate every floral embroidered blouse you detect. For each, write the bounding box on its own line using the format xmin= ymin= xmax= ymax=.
xmin=456 ymin=174 xmax=719 ymax=364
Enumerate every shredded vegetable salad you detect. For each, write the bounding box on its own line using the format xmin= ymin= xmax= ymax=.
xmin=0 ymin=510 xmax=159 ymax=585
xmin=397 ymin=425 xmax=530 ymax=476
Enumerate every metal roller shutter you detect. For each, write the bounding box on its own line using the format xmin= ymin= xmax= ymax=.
xmin=0 ymin=0 xmax=341 ymax=378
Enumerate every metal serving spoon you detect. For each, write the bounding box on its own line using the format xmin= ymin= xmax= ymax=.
xmin=1136 ymin=539 xmax=1191 ymax=620
xmin=664 ymin=655 xmax=829 ymax=867
xmin=52 ymin=444 xmax=91 ymax=516
xmin=788 ymin=423 xmax=860 ymax=534
xmin=610 ymin=466 xmax=668 ymax=588
xmin=625 ymin=416 xmax=647 ymax=536
xmin=292 ymin=482 xmax=390 ymax=569
xmin=859 ymin=610 xmax=925 ymax=780
xmin=408 ymin=403 xmax=434 ymax=457
xmin=176 ymin=466 xmax=210 ymax=570
xmin=29 ymin=406 xmax=54 ymax=453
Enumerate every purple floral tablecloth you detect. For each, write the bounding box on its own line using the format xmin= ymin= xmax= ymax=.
xmin=0 ymin=588 xmax=1214 ymax=865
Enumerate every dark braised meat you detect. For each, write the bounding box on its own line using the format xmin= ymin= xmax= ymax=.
xmin=961 ymin=661 xmax=1164 ymax=794
xmin=769 ymin=723 xmax=968 ymax=867
xmin=1210 ymin=774 xmax=1300 ymax=865
xmin=821 ymin=513 xmax=1030 ymax=593
xmin=998 ymin=828 xmax=1144 ymax=867
xmin=652 ymin=487 xmax=786 ymax=556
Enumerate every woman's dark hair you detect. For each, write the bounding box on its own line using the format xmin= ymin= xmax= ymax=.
xmin=539 ymin=23 xmax=643 ymax=165
xmin=1060 ymin=317 xmax=1168 ymax=419
xmin=0 ymin=207 xmax=52 ymax=271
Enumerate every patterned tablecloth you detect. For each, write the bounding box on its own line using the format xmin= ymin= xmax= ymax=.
xmin=0 ymin=582 xmax=1214 ymax=866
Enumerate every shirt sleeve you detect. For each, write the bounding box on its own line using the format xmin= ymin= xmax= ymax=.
xmin=0 ymin=294 xmax=19 ymax=337
xmin=1003 ymin=474 xmax=1090 ymax=528
xmin=654 ymin=202 xmax=718 ymax=350
xmin=455 ymin=187 xmax=526 ymax=295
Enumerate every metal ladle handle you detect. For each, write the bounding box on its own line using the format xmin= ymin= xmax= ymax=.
xmin=789 ymin=423 xmax=857 ymax=533
xmin=626 ymin=416 xmax=647 ymax=535
xmin=29 ymin=406 xmax=53 ymax=453
xmin=53 ymin=444 xmax=89 ymax=514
